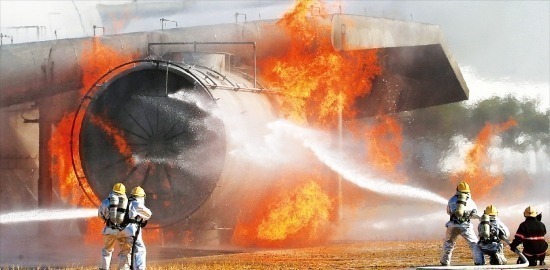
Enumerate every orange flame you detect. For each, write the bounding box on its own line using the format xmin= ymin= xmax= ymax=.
xmin=49 ymin=38 xmax=136 ymax=243
xmin=451 ymin=118 xmax=518 ymax=199
xmin=257 ymin=180 xmax=332 ymax=241
xmin=49 ymin=112 xmax=98 ymax=206
xmin=261 ymin=0 xmax=381 ymax=128
xmin=364 ymin=115 xmax=404 ymax=177
xmin=50 ymin=111 xmax=103 ymax=244
xmin=232 ymin=175 xmax=333 ymax=248
xmin=80 ymin=38 xmax=135 ymax=95
xmin=233 ymin=0 xmax=386 ymax=247
xmin=89 ymin=115 xmax=133 ymax=161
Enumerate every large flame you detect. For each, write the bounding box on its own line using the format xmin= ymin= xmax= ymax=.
xmin=233 ymin=0 xmax=390 ymax=247
xmin=49 ymin=38 xmax=135 ymax=243
xmin=232 ymin=174 xmax=333 ymax=248
xmin=451 ymin=118 xmax=518 ymax=199
xmin=79 ymin=38 xmax=135 ymax=95
xmin=257 ymin=180 xmax=332 ymax=242
xmin=261 ymin=0 xmax=381 ymax=127
xmin=364 ymin=115 xmax=404 ymax=177
xmin=49 ymin=112 xmax=98 ymax=206
xmin=49 ymin=111 xmax=104 ymax=243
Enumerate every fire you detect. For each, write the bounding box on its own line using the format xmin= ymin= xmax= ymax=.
xmin=233 ymin=0 xmax=389 ymax=247
xmin=49 ymin=38 xmax=137 ymax=243
xmin=79 ymin=38 xmax=135 ymax=95
xmin=261 ymin=0 xmax=381 ymax=128
xmin=257 ymin=180 xmax=331 ymax=241
xmin=364 ymin=115 xmax=404 ymax=177
xmin=451 ymin=118 xmax=518 ymax=199
xmin=50 ymin=111 xmax=103 ymax=243
xmin=49 ymin=112 xmax=98 ymax=206
xmin=143 ymin=227 xmax=162 ymax=244
xmin=232 ymin=176 xmax=333 ymax=247
xmin=89 ymin=115 xmax=133 ymax=161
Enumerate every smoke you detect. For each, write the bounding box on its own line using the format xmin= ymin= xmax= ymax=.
xmin=440 ymin=134 xmax=550 ymax=176
xmin=461 ymin=66 xmax=550 ymax=112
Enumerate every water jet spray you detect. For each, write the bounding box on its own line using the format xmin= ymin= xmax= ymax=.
xmin=0 ymin=208 xmax=97 ymax=224
xmin=270 ymin=120 xmax=448 ymax=205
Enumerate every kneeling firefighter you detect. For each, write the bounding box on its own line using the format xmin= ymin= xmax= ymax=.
xmin=98 ymin=183 xmax=130 ymax=270
xmin=510 ymin=206 xmax=547 ymax=266
xmin=477 ymin=205 xmax=510 ymax=265
xmin=121 ymin=186 xmax=152 ymax=270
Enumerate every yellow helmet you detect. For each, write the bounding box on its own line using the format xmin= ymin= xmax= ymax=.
xmin=131 ymin=186 xmax=146 ymax=197
xmin=484 ymin=205 xmax=498 ymax=216
xmin=524 ymin=206 xmax=537 ymax=217
xmin=112 ymin=183 xmax=126 ymax=194
xmin=456 ymin=181 xmax=470 ymax=193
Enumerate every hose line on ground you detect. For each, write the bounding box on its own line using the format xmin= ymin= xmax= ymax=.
xmin=416 ymin=238 xmax=529 ymax=269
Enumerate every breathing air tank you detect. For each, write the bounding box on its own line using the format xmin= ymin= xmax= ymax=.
xmin=454 ymin=192 xmax=468 ymax=219
xmin=108 ymin=193 xmax=128 ymax=225
xmin=479 ymin=214 xmax=491 ymax=239
xmin=108 ymin=193 xmax=119 ymax=225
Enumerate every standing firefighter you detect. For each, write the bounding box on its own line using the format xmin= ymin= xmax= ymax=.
xmin=477 ymin=205 xmax=510 ymax=265
xmin=98 ymin=183 xmax=130 ymax=270
xmin=440 ymin=181 xmax=484 ymax=266
xmin=122 ymin=186 xmax=152 ymax=270
xmin=509 ymin=206 xmax=547 ymax=266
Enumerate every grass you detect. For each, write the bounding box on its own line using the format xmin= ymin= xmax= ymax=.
xmin=15 ymin=239 xmax=533 ymax=270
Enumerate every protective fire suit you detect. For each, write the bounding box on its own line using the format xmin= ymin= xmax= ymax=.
xmin=98 ymin=192 xmax=132 ymax=270
xmin=121 ymin=196 xmax=152 ymax=270
xmin=477 ymin=217 xmax=510 ymax=265
xmin=440 ymin=192 xmax=484 ymax=265
xmin=510 ymin=216 xmax=547 ymax=266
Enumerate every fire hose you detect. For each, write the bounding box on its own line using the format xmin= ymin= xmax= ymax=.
xmin=416 ymin=237 xmax=529 ymax=269
xmin=129 ymin=221 xmax=142 ymax=269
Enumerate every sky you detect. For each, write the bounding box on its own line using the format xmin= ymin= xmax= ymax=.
xmin=1 ymin=0 xmax=548 ymax=109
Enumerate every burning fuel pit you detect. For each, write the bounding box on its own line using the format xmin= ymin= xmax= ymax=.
xmin=75 ymin=60 xmax=228 ymax=226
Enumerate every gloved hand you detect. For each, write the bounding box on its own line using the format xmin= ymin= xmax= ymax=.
xmin=140 ymin=220 xmax=148 ymax=228
xmin=470 ymin=209 xmax=480 ymax=219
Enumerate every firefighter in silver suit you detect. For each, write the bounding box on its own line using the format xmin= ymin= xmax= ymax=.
xmin=477 ymin=205 xmax=510 ymax=265
xmin=440 ymin=181 xmax=484 ymax=266
xmin=98 ymin=183 xmax=131 ymax=270
xmin=122 ymin=186 xmax=152 ymax=270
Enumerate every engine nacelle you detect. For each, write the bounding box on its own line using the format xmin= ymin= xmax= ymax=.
xmin=73 ymin=57 xmax=278 ymax=227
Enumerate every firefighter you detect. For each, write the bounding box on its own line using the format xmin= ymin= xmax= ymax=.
xmin=477 ymin=205 xmax=510 ymax=265
xmin=98 ymin=183 xmax=131 ymax=270
xmin=440 ymin=181 xmax=484 ymax=266
xmin=122 ymin=186 xmax=152 ymax=270
xmin=509 ymin=206 xmax=547 ymax=266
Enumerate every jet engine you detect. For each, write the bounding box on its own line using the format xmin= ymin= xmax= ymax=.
xmin=74 ymin=56 xmax=278 ymax=227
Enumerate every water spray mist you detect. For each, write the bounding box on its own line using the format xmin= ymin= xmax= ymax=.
xmin=0 ymin=208 xmax=97 ymax=224
xmin=270 ymin=120 xmax=448 ymax=205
